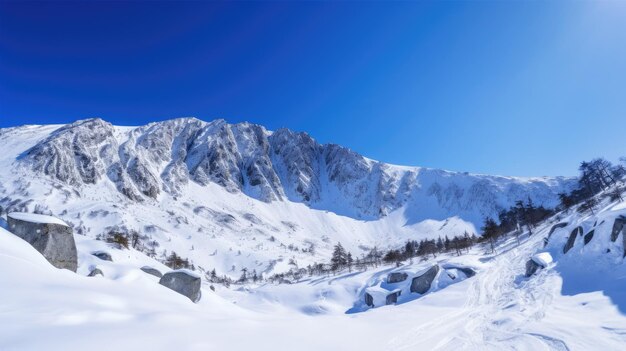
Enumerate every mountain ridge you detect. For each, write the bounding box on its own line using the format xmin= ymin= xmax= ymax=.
xmin=14 ymin=117 xmax=575 ymax=219
xmin=0 ymin=116 xmax=576 ymax=276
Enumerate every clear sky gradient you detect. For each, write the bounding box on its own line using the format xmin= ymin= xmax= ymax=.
xmin=1 ymin=1 xmax=626 ymax=177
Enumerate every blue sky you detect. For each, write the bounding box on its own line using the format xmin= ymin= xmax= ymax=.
xmin=1 ymin=1 xmax=626 ymax=177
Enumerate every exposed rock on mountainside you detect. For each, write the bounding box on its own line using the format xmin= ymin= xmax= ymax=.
xmin=0 ymin=117 xmax=576 ymax=277
xmin=16 ymin=117 xmax=575 ymax=222
xmin=410 ymin=264 xmax=440 ymax=294
xmin=159 ymin=270 xmax=202 ymax=302
xmin=141 ymin=266 xmax=163 ymax=278
xmin=7 ymin=212 xmax=77 ymax=272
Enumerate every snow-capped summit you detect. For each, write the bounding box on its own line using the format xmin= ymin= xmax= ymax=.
xmin=14 ymin=117 xmax=574 ymax=218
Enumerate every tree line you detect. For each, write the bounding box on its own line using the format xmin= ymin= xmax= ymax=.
xmin=481 ymin=157 xmax=626 ymax=253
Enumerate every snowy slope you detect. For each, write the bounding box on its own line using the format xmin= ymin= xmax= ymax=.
xmin=2 ymin=203 xmax=626 ymax=350
xmin=0 ymin=118 xmax=575 ymax=277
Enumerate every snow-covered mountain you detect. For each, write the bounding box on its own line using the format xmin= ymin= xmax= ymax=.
xmin=2 ymin=117 xmax=626 ymax=351
xmin=2 ymin=171 xmax=626 ymax=351
xmin=0 ymin=117 xmax=575 ymax=276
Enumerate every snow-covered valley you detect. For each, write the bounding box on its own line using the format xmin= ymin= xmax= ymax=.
xmin=1 ymin=118 xmax=625 ymax=350
xmin=2 ymin=199 xmax=626 ymax=350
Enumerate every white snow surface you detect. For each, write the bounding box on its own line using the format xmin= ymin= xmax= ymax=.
xmin=2 ymin=203 xmax=626 ymax=350
xmin=7 ymin=211 xmax=69 ymax=226
xmin=532 ymin=252 xmax=553 ymax=267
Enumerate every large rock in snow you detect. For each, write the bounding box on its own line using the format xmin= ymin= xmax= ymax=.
xmin=364 ymin=286 xmax=402 ymax=307
xmin=410 ymin=265 xmax=439 ymax=294
xmin=563 ymin=226 xmax=582 ymax=254
xmin=610 ymin=216 xmax=626 ymax=257
xmin=526 ymin=252 xmax=553 ymax=277
xmin=387 ymin=272 xmax=408 ymax=283
xmin=583 ymin=230 xmax=595 ymax=245
xmin=141 ymin=266 xmax=163 ymax=278
xmin=159 ymin=270 xmax=201 ymax=302
xmin=443 ymin=265 xmax=476 ymax=278
xmin=92 ymin=251 xmax=112 ymax=261
xmin=525 ymin=259 xmax=541 ymax=277
xmin=610 ymin=216 xmax=625 ymax=242
xmin=7 ymin=212 xmax=77 ymax=272
xmin=88 ymin=267 xmax=104 ymax=277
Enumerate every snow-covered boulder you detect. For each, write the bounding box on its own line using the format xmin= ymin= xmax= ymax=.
xmin=141 ymin=266 xmax=163 ymax=278
xmin=442 ymin=265 xmax=476 ymax=278
xmin=610 ymin=216 xmax=625 ymax=242
xmin=547 ymin=222 xmax=568 ymax=239
xmin=410 ymin=265 xmax=439 ymax=294
xmin=387 ymin=272 xmax=408 ymax=283
xmin=159 ymin=270 xmax=201 ymax=303
xmin=525 ymin=252 xmax=552 ymax=277
xmin=92 ymin=251 xmax=112 ymax=261
xmin=6 ymin=212 xmax=77 ymax=272
xmin=610 ymin=216 xmax=626 ymax=257
xmin=583 ymin=229 xmax=595 ymax=245
xmin=364 ymin=286 xmax=401 ymax=307
xmin=87 ymin=267 xmax=104 ymax=277
xmin=563 ymin=226 xmax=582 ymax=254
xmin=525 ymin=259 xmax=541 ymax=277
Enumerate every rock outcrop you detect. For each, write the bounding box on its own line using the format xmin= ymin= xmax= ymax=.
xmin=444 ymin=265 xmax=476 ymax=278
xmin=18 ymin=117 xmax=575 ymax=222
xmin=387 ymin=272 xmax=408 ymax=283
xmin=563 ymin=226 xmax=582 ymax=254
xmin=525 ymin=252 xmax=552 ymax=277
xmin=7 ymin=212 xmax=77 ymax=272
xmin=525 ymin=259 xmax=541 ymax=277
xmin=364 ymin=287 xmax=401 ymax=307
xmin=610 ymin=216 xmax=625 ymax=242
xmin=159 ymin=270 xmax=201 ymax=302
xmin=92 ymin=251 xmax=112 ymax=261
xmin=410 ymin=265 xmax=439 ymax=294
xmin=88 ymin=267 xmax=104 ymax=277
xmin=583 ymin=230 xmax=595 ymax=245
xmin=610 ymin=216 xmax=626 ymax=257
xmin=140 ymin=266 xmax=163 ymax=278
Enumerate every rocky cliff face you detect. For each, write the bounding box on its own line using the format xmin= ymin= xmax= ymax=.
xmin=16 ymin=117 xmax=575 ymax=222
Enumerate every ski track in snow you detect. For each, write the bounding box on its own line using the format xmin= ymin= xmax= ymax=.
xmin=389 ymin=225 xmax=569 ymax=351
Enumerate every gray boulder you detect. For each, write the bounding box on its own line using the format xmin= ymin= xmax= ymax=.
xmin=583 ymin=230 xmax=595 ymax=245
xmin=610 ymin=216 xmax=625 ymax=242
xmin=7 ymin=212 xmax=77 ymax=272
xmin=456 ymin=267 xmax=476 ymax=278
xmin=410 ymin=265 xmax=439 ymax=294
xmin=159 ymin=270 xmax=202 ymax=302
xmin=141 ymin=266 xmax=163 ymax=278
xmin=364 ymin=292 xmax=374 ymax=307
xmin=563 ymin=226 xmax=581 ymax=254
xmin=385 ymin=290 xmax=401 ymax=305
xmin=387 ymin=272 xmax=408 ymax=283
xmin=525 ymin=259 xmax=541 ymax=277
xmin=88 ymin=268 xmax=104 ymax=277
xmin=610 ymin=216 xmax=626 ymax=257
xmin=92 ymin=251 xmax=112 ymax=261
xmin=443 ymin=265 xmax=476 ymax=278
